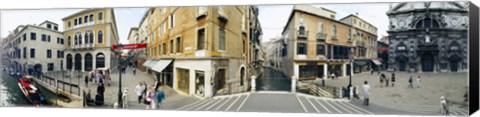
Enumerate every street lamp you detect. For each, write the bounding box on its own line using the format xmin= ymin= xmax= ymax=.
xmin=117 ymin=44 xmax=123 ymax=108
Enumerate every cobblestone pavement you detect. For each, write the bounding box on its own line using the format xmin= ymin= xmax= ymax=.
xmin=316 ymin=71 xmax=469 ymax=115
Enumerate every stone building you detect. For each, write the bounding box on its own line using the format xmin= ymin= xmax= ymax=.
xmin=386 ymin=2 xmax=469 ymax=72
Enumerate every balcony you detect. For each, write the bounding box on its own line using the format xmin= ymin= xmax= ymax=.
xmin=217 ymin=7 xmax=228 ymax=22
xmin=196 ymin=7 xmax=207 ymax=20
xmin=331 ymin=35 xmax=337 ymax=40
xmin=316 ymin=33 xmax=326 ymax=42
xmin=297 ymin=30 xmax=308 ymax=40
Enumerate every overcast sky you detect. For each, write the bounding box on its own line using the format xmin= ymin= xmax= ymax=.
xmin=258 ymin=3 xmax=390 ymax=42
xmin=1 ymin=8 xmax=147 ymax=44
xmin=1 ymin=3 xmax=389 ymax=44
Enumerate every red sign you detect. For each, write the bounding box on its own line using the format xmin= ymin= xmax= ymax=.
xmin=112 ymin=43 xmax=147 ymax=50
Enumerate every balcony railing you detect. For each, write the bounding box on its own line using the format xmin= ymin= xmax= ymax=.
xmin=196 ymin=7 xmax=207 ymax=19
xmin=316 ymin=33 xmax=326 ymax=41
xmin=217 ymin=7 xmax=228 ymax=22
xmin=297 ymin=30 xmax=308 ymax=40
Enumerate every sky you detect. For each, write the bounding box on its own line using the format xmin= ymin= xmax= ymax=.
xmin=2 ymin=3 xmax=390 ymax=44
xmin=258 ymin=3 xmax=390 ymax=42
xmin=1 ymin=8 xmax=147 ymax=44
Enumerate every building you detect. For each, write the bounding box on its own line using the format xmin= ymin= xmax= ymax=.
xmin=62 ymin=8 xmax=120 ymax=72
xmin=386 ymin=2 xmax=468 ymax=72
xmin=263 ymin=37 xmax=286 ymax=70
xmin=246 ymin=6 xmax=264 ymax=79
xmin=141 ymin=6 xmax=260 ymax=97
xmin=279 ymin=5 xmax=378 ymax=80
xmin=339 ymin=14 xmax=379 ymax=73
xmin=377 ymin=36 xmax=389 ymax=70
xmin=3 ymin=21 xmax=65 ymax=73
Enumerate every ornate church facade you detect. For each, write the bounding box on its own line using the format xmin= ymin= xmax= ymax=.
xmin=386 ymin=2 xmax=469 ymax=72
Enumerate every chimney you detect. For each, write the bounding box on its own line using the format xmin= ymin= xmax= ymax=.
xmin=355 ymin=12 xmax=359 ymax=16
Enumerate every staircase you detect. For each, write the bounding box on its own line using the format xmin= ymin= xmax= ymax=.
xmin=305 ymin=84 xmax=334 ymax=98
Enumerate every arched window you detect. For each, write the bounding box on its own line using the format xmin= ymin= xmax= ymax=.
xmin=318 ymin=23 xmax=324 ymax=33
xmin=68 ymin=36 xmax=71 ymax=46
xmin=98 ymin=31 xmax=103 ymax=43
xmin=74 ymin=35 xmax=78 ymax=45
xmin=96 ymin=53 xmax=105 ymax=68
xmin=89 ymin=33 xmax=94 ymax=44
xmin=79 ymin=34 xmax=83 ymax=44
xmin=85 ymin=53 xmax=93 ymax=71
xmin=74 ymin=54 xmax=82 ymax=71
xmin=298 ymin=17 xmax=306 ymax=36
xmin=84 ymin=33 xmax=89 ymax=44
xmin=66 ymin=54 xmax=72 ymax=70
xmin=332 ymin=25 xmax=337 ymax=38
xmin=416 ymin=18 xmax=440 ymax=29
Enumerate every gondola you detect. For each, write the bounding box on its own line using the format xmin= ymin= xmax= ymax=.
xmin=17 ymin=75 xmax=46 ymax=106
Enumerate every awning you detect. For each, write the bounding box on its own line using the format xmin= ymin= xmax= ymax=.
xmin=151 ymin=60 xmax=173 ymax=72
xmin=372 ymin=59 xmax=382 ymax=65
xmin=142 ymin=60 xmax=151 ymax=67
xmin=354 ymin=61 xmax=369 ymax=66
xmin=145 ymin=60 xmax=158 ymax=68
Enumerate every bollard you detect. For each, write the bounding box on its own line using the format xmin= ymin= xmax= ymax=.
xmin=251 ymin=76 xmax=256 ymax=93
xmin=349 ymin=86 xmax=353 ymax=100
xmin=322 ymin=78 xmax=325 ymax=87
xmin=338 ymin=87 xmax=342 ymax=98
xmin=291 ymin=76 xmax=297 ymax=93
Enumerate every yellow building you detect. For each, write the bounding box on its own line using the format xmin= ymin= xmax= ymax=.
xmin=340 ymin=14 xmax=379 ymax=73
xmin=140 ymin=6 xmax=259 ymax=97
xmin=280 ymin=5 xmax=377 ymax=80
xmin=62 ymin=9 xmax=120 ymax=72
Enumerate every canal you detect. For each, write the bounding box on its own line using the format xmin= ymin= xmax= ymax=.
xmin=1 ymin=61 xmax=30 ymax=106
xmin=256 ymin=67 xmax=291 ymax=91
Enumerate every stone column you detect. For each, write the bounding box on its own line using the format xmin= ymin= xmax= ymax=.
xmin=342 ymin=63 xmax=347 ymax=77
xmin=323 ymin=64 xmax=328 ymax=79
xmin=291 ymin=75 xmax=297 ymax=93
xmin=250 ymin=75 xmax=256 ymax=93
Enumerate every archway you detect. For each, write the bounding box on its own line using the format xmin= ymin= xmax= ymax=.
xmin=421 ymin=53 xmax=434 ymax=72
xmin=96 ymin=53 xmax=105 ymax=68
xmin=66 ymin=54 xmax=72 ymax=70
xmin=85 ymin=53 xmax=93 ymax=71
xmin=74 ymin=54 xmax=82 ymax=71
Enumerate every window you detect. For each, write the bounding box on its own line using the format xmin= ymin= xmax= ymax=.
xmin=68 ymin=36 xmax=71 ymax=46
xmin=41 ymin=34 xmax=47 ymax=41
xmin=47 ymin=35 xmax=51 ymax=42
xmin=30 ymin=48 xmax=35 ymax=58
xmin=74 ymin=35 xmax=78 ymax=45
xmin=23 ymin=47 xmax=26 ymax=58
xmin=348 ymin=28 xmax=352 ymax=41
xmin=68 ymin=21 xmax=71 ymax=27
xmin=57 ymin=50 xmax=60 ymax=58
xmin=242 ymin=37 xmax=246 ymax=54
xmin=297 ymin=43 xmax=307 ymax=55
xmin=318 ymin=23 xmax=324 ymax=33
xmin=47 ymin=49 xmax=52 ymax=58
xmin=170 ymin=39 xmax=174 ymax=54
xmin=57 ymin=37 xmax=60 ymax=44
xmin=23 ymin=34 xmax=26 ymax=41
xmin=162 ymin=43 xmax=167 ymax=55
xmin=79 ymin=34 xmax=82 ymax=44
xmin=31 ymin=32 xmax=36 ymax=40
xmin=197 ymin=28 xmax=205 ymax=50
xmin=332 ymin=25 xmax=337 ymax=38
xmin=218 ymin=28 xmax=226 ymax=51
xmin=317 ymin=44 xmax=325 ymax=55
xmin=74 ymin=19 xmax=77 ymax=25
xmin=98 ymin=12 xmax=103 ymax=20
xmin=169 ymin=14 xmax=175 ymax=28
xmin=89 ymin=14 xmax=94 ymax=22
xmin=54 ymin=26 xmax=58 ymax=31
xmin=48 ymin=63 xmax=54 ymax=71
xmin=98 ymin=31 xmax=103 ymax=43
xmin=175 ymin=37 xmax=182 ymax=53
xmin=89 ymin=33 xmax=93 ymax=43
xmin=47 ymin=24 xmax=52 ymax=29
xmin=416 ymin=18 xmax=439 ymax=29
xmin=158 ymin=45 xmax=161 ymax=55
xmin=84 ymin=33 xmax=89 ymax=44
xmin=61 ymin=38 xmax=64 ymax=45
xmin=84 ymin=16 xmax=88 ymax=23
xmin=79 ymin=17 xmax=82 ymax=24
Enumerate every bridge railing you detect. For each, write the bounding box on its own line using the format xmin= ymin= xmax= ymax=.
xmin=38 ymin=73 xmax=81 ymax=96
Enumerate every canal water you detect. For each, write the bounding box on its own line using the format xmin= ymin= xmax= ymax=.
xmin=0 ymin=63 xmax=30 ymax=106
xmin=256 ymin=67 xmax=291 ymax=91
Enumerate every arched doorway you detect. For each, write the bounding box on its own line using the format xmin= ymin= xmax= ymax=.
xmin=74 ymin=54 xmax=82 ymax=71
xmin=449 ymin=54 xmax=461 ymax=72
xmin=240 ymin=67 xmax=245 ymax=86
xmin=96 ymin=53 xmax=105 ymax=68
xmin=421 ymin=53 xmax=434 ymax=72
xmin=85 ymin=53 xmax=93 ymax=71
xmin=66 ymin=54 xmax=72 ymax=70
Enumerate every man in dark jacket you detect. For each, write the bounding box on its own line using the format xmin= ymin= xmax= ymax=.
xmin=97 ymin=83 xmax=105 ymax=95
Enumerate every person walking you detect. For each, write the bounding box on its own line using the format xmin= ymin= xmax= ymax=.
xmin=408 ymin=75 xmax=414 ymax=88
xmin=362 ymin=80 xmax=370 ymax=106
xmin=385 ymin=75 xmax=390 ymax=87
xmin=416 ymin=76 xmax=421 ymax=88
xmin=154 ymin=79 xmax=160 ymax=91
xmin=391 ymin=73 xmax=396 ymax=87
xmin=84 ymin=75 xmax=89 ymax=87
xmin=146 ymin=87 xmax=157 ymax=109
xmin=133 ymin=68 xmax=136 ymax=75
xmin=135 ymin=82 xmax=144 ymax=104
xmin=97 ymin=83 xmax=105 ymax=96
xmin=379 ymin=74 xmax=384 ymax=87
xmin=156 ymin=87 xmax=166 ymax=109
